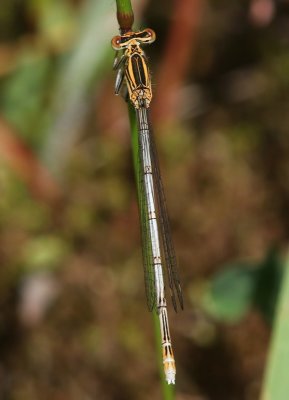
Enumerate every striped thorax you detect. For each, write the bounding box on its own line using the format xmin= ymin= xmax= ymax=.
xmin=112 ymin=29 xmax=156 ymax=109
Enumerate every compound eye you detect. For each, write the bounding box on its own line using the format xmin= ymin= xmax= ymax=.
xmin=111 ymin=35 xmax=122 ymax=50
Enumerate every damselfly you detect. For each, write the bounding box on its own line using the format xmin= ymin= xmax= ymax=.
xmin=112 ymin=29 xmax=183 ymax=385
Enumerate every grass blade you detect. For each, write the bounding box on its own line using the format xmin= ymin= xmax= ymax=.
xmin=261 ymin=251 xmax=289 ymax=399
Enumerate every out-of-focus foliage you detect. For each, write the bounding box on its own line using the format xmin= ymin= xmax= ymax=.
xmin=0 ymin=0 xmax=289 ymax=399
xmin=201 ymin=250 xmax=282 ymax=323
xmin=1 ymin=53 xmax=54 ymax=148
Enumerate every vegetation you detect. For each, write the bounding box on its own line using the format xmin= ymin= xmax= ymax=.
xmin=0 ymin=0 xmax=289 ymax=399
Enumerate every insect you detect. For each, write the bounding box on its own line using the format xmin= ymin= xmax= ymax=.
xmin=112 ymin=28 xmax=183 ymax=384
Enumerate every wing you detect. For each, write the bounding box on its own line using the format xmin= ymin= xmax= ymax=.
xmin=136 ymin=108 xmax=183 ymax=312
xmin=137 ymin=122 xmax=156 ymax=312
xmin=149 ymin=118 xmax=184 ymax=312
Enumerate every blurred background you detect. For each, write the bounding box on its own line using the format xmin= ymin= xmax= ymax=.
xmin=0 ymin=0 xmax=288 ymax=399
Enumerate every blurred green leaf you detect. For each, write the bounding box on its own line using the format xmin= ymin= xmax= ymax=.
xmin=254 ymin=248 xmax=283 ymax=324
xmin=0 ymin=52 xmax=53 ymax=149
xmin=202 ymin=263 xmax=258 ymax=323
xmin=42 ymin=0 xmax=116 ymax=171
xmin=29 ymin=0 xmax=76 ymax=48
xmin=202 ymin=249 xmax=283 ymax=324
xmin=22 ymin=235 xmax=69 ymax=272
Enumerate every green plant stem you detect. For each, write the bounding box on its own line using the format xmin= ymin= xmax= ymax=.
xmin=122 ymin=4 xmax=174 ymax=398
xmin=116 ymin=0 xmax=134 ymax=32
xmin=261 ymin=252 xmax=289 ymax=399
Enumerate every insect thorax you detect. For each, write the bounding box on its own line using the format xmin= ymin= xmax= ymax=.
xmin=125 ymin=42 xmax=152 ymax=108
